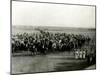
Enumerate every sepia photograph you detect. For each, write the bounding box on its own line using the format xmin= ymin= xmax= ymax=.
xmin=11 ymin=0 xmax=96 ymax=74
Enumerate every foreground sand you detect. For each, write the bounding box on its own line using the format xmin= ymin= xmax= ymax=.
xmin=12 ymin=52 xmax=95 ymax=74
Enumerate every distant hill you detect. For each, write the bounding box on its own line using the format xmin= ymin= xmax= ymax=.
xmin=12 ymin=25 xmax=95 ymax=32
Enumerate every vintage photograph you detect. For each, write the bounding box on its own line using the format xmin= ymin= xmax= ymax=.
xmin=11 ymin=0 xmax=96 ymax=74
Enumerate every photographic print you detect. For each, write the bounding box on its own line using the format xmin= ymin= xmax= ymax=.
xmin=11 ymin=0 xmax=96 ymax=74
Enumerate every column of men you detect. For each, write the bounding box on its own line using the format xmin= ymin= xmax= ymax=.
xmin=74 ymin=49 xmax=87 ymax=59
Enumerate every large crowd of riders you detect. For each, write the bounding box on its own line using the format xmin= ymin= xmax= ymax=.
xmin=12 ymin=30 xmax=93 ymax=56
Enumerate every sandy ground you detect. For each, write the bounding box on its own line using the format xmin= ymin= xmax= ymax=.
xmin=12 ymin=52 xmax=95 ymax=74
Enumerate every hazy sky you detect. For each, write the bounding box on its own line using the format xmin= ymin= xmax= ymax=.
xmin=12 ymin=1 xmax=95 ymax=28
